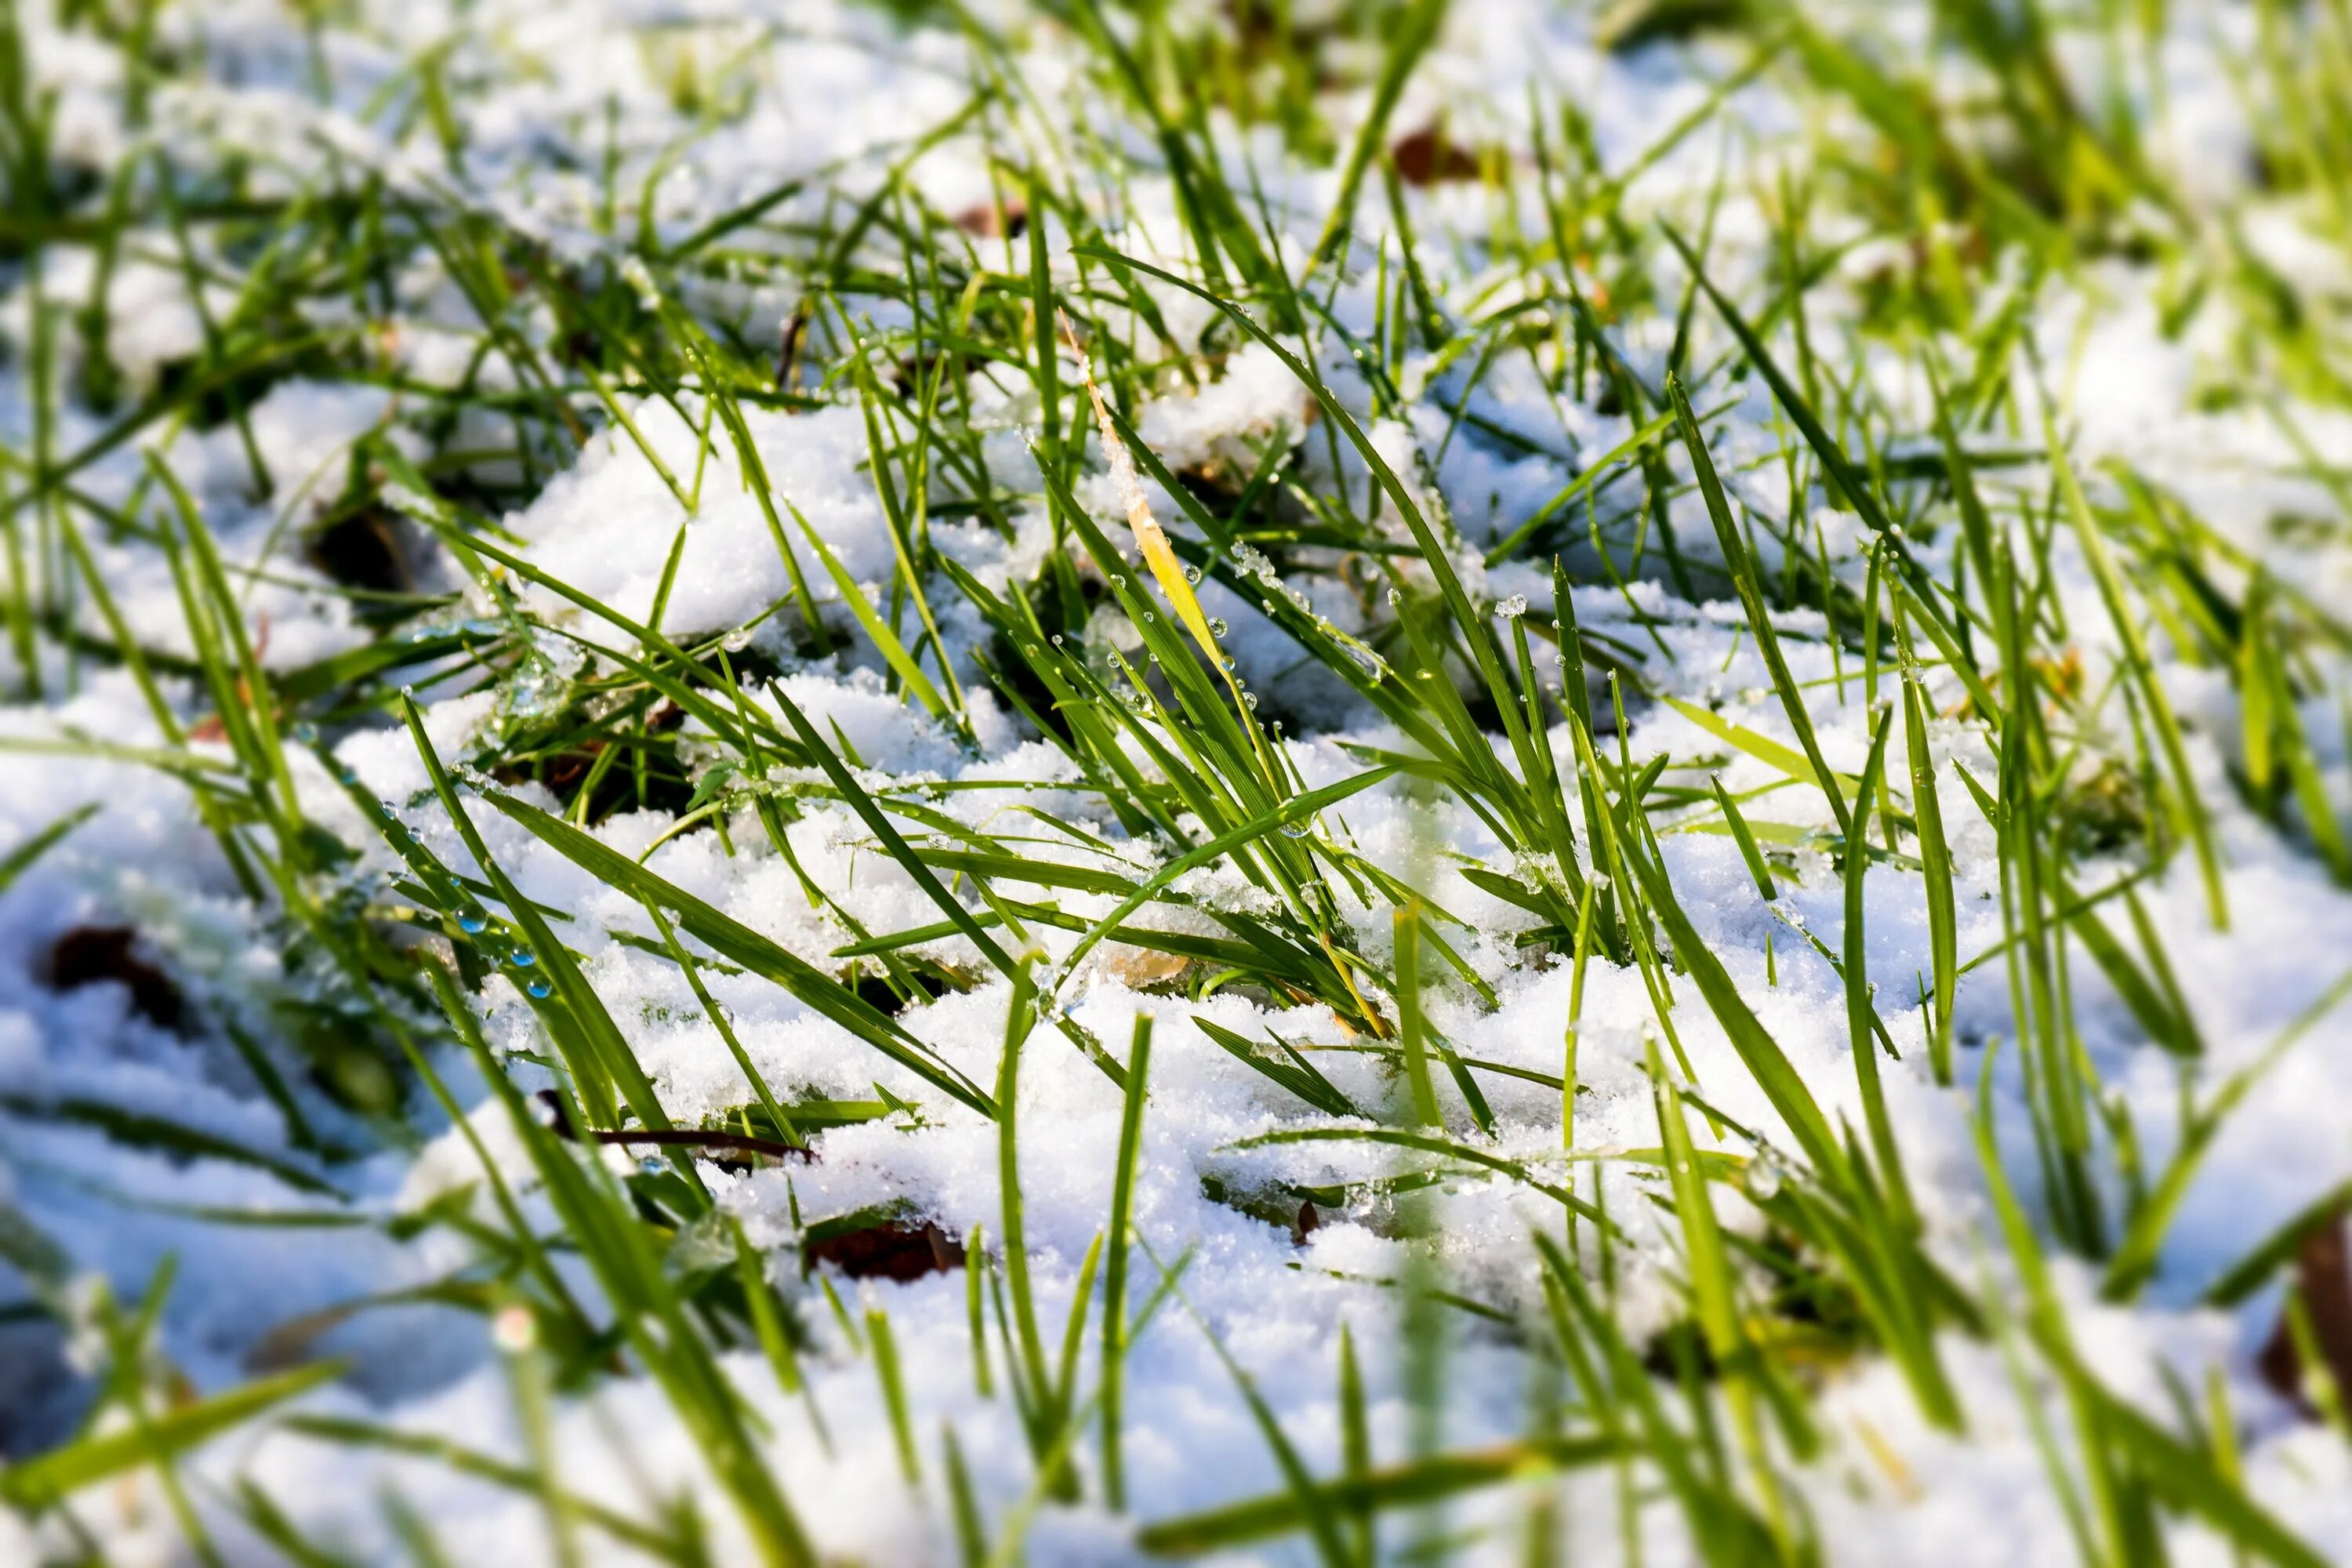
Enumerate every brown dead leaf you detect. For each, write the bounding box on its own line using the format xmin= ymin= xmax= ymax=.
xmin=953 ymin=199 xmax=1026 ymax=239
xmin=47 ymin=927 xmax=185 ymax=1031
xmin=2258 ymin=1212 xmax=2352 ymax=1415
xmin=805 ymin=1221 xmax=964 ymax=1282
xmin=1391 ymin=125 xmax=1480 ymax=187
xmin=1102 ymin=943 xmax=1190 ymax=986
xmin=307 ymin=506 xmax=413 ymax=593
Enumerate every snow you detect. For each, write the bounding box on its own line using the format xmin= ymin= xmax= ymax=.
xmin=5 ymin=0 xmax=2352 ymax=1563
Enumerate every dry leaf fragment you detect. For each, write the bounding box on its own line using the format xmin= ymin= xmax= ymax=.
xmin=2257 ymin=1211 xmax=2352 ymax=1417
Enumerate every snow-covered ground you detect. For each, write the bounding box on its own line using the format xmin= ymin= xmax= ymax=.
xmin=5 ymin=0 xmax=2352 ymax=1563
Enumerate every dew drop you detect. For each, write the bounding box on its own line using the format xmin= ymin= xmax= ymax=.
xmin=1183 ymin=564 xmax=1203 ymax=585
xmin=526 ymin=978 xmax=554 ymax=999
xmin=509 ymin=949 xmax=539 ymax=969
xmin=457 ymin=913 xmax=488 ymax=935
xmin=1207 ymin=618 xmax=1229 ymax=638
xmin=1242 ymin=691 xmax=1259 ymax=709
xmin=491 ymin=1305 xmax=537 ymax=1353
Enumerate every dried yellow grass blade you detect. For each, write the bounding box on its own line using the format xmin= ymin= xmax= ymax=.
xmin=1060 ymin=312 xmax=1225 ymax=670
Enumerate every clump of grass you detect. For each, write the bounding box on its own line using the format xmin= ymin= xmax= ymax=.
xmin=3 ymin=0 xmax=2352 ymax=1563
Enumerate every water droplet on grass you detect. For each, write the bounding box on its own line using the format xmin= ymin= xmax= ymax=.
xmin=491 ymin=1305 xmax=538 ymax=1353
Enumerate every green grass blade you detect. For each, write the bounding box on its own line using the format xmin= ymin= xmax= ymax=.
xmin=2 ymin=1361 xmax=343 ymax=1510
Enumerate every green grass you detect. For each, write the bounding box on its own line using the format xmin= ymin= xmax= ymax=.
xmin=5 ymin=0 xmax=2352 ymax=1563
